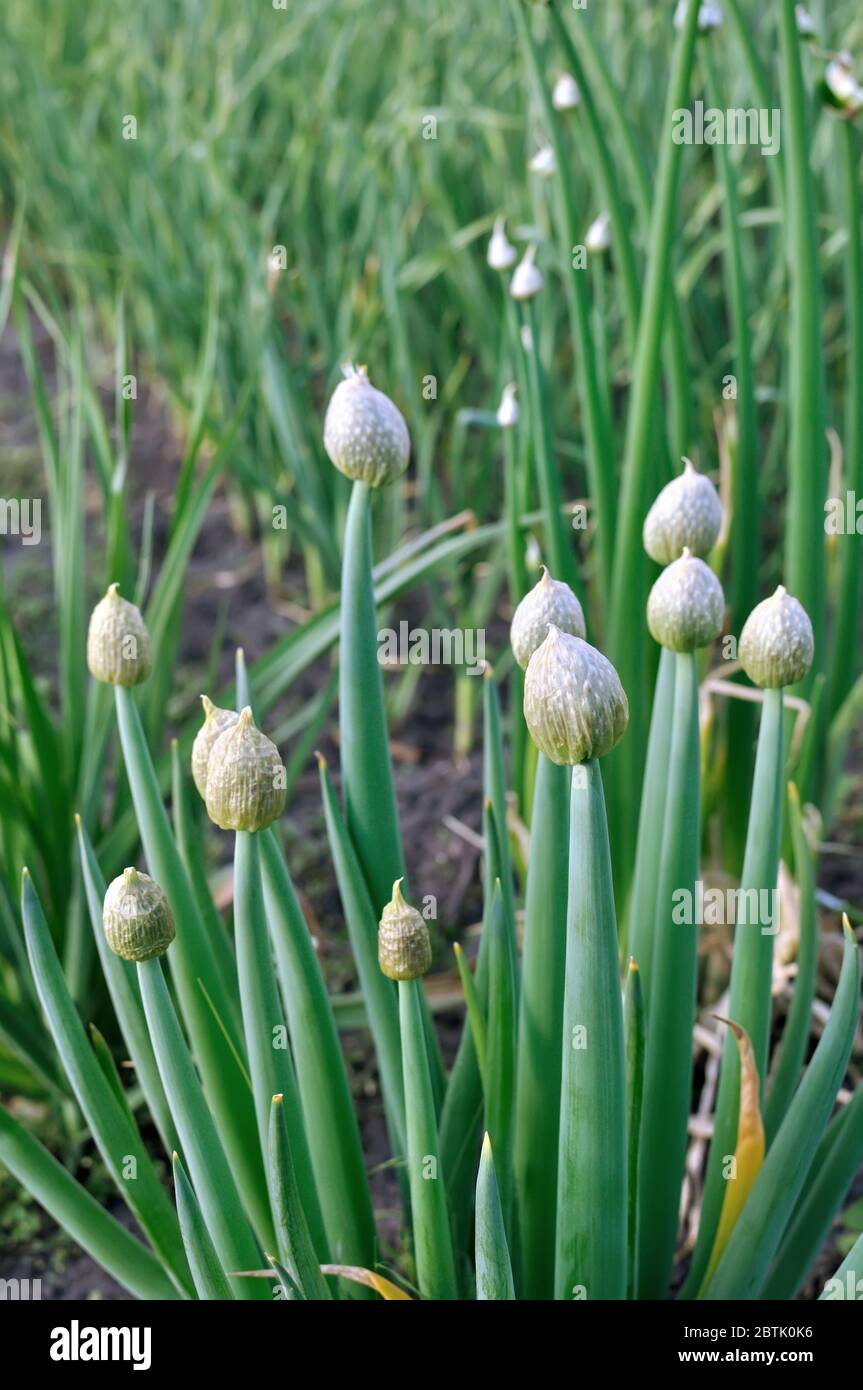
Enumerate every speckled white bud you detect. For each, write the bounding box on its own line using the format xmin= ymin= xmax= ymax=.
xmin=738 ymin=586 xmax=814 ymax=688
xmin=510 ymin=245 xmax=543 ymax=301
xmin=523 ymin=626 xmax=628 ymax=766
xmin=103 ymin=868 xmax=175 ymax=962
xmin=323 ymin=365 xmax=410 ymax=488
xmin=528 ymin=144 xmax=556 ymax=177
xmin=552 ymin=73 xmax=580 ymax=111
xmin=642 ymin=458 xmax=722 ymax=565
xmin=585 ymin=212 xmax=611 ymax=254
xmin=192 ymin=696 xmax=239 ymax=801
xmin=647 ymin=549 xmax=725 ymax=652
xmin=674 ymin=1 xmax=723 ymax=31
xmin=496 ymin=382 xmax=519 ymax=429
xmin=87 ymin=583 xmax=152 ymax=687
xmin=487 ymin=217 xmax=518 ymax=272
xmin=205 ymin=706 xmax=286 ymax=832
xmin=795 ymin=5 xmax=815 ymax=38
xmin=510 ymin=567 xmax=586 ymax=670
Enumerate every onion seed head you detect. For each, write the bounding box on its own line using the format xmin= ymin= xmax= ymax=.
xmin=323 ymin=364 xmax=410 ymax=488
xmin=487 ymin=217 xmax=518 ymax=272
xmin=510 ymin=567 xmax=586 ymax=670
xmin=86 ymin=583 xmax=152 ymax=686
xmin=642 ymin=457 xmax=722 ymax=565
xmin=103 ymin=867 xmax=175 ymax=962
xmin=378 ymin=878 xmax=432 ymax=981
xmin=738 ymin=586 xmax=814 ymax=688
xmin=552 ymin=73 xmax=580 ymax=111
xmin=523 ymin=626 xmax=628 ymax=766
xmin=510 ymin=244 xmax=543 ymax=301
xmin=646 ymin=549 xmax=725 ymax=652
xmin=192 ymin=696 xmax=239 ymax=801
xmin=204 ymin=706 xmax=286 ymax=832
xmin=496 ymin=382 xmax=519 ymax=429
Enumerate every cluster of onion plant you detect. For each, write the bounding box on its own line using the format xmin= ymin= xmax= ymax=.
xmin=2 ymin=363 xmax=860 ymax=1304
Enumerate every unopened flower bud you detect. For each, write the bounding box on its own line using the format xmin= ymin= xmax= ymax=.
xmin=487 ymin=217 xmax=517 ymax=272
xmin=323 ymin=365 xmax=410 ymax=488
xmin=87 ymin=583 xmax=152 ymax=687
xmin=378 ymin=879 xmax=432 ymax=981
xmin=523 ymin=626 xmax=628 ymax=766
xmin=103 ymin=867 xmax=175 ymax=962
xmin=510 ymin=245 xmax=543 ymax=301
xmin=646 ymin=549 xmax=725 ymax=652
xmin=738 ymin=586 xmax=814 ymax=688
xmin=642 ymin=457 xmax=722 ymax=565
xmin=510 ymin=567 xmax=586 ymax=670
xmin=205 ymin=706 xmax=286 ymax=832
xmin=192 ymin=696 xmax=239 ymax=801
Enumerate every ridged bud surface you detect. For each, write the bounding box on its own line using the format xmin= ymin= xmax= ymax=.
xmin=87 ymin=584 xmax=152 ymax=686
xmin=642 ymin=458 xmax=722 ymax=565
xmin=323 ymin=365 xmax=410 ymax=488
xmin=647 ymin=549 xmax=725 ymax=652
xmin=378 ymin=880 xmax=432 ymax=981
xmin=205 ymin=706 xmax=286 ymax=832
xmin=738 ymin=586 xmax=814 ymax=688
xmin=523 ymin=626 xmax=628 ymax=766
xmin=192 ymin=696 xmax=239 ymax=800
xmin=103 ymin=867 xmax=175 ymax=962
xmin=510 ymin=567 xmax=586 ymax=671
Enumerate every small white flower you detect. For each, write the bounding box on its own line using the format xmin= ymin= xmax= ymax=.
xmin=794 ymin=5 xmax=815 ymax=37
xmin=510 ymin=245 xmax=544 ymax=302
xmin=496 ymin=383 xmax=519 ymax=429
xmin=585 ymin=212 xmax=611 ymax=254
xmin=825 ymin=57 xmax=863 ymax=113
xmin=528 ymin=144 xmax=556 ymax=178
xmin=552 ymin=73 xmax=580 ymax=111
xmin=674 ymin=1 xmax=722 ymax=31
xmin=487 ymin=216 xmax=517 ymax=272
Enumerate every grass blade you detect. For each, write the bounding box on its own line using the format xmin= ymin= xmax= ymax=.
xmin=136 ymin=956 xmax=267 ymax=1300
xmin=172 ymin=1152 xmax=234 ymax=1301
xmin=475 ymin=1134 xmax=515 ymax=1300
xmin=514 ymin=753 xmax=569 ymax=1299
xmin=233 ymin=829 xmax=328 ymax=1263
xmin=20 ymin=869 xmax=192 ymax=1296
xmin=636 ymin=650 xmax=700 ymax=1297
xmin=0 ymin=1103 xmax=181 ymax=1301
xmin=704 ymin=922 xmax=860 ymax=1300
xmin=268 ymin=1094 xmax=332 ymax=1300
xmin=555 ymin=759 xmax=626 ymax=1300
xmin=260 ymin=828 xmax=376 ymax=1277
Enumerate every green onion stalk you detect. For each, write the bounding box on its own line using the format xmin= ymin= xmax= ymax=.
xmin=323 ymin=364 xmax=445 ymax=1106
xmin=378 ymin=881 xmax=458 ymax=1300
xmin=637 ymin=551 xmax=725 ymax=1297
xmin=522 ymin=621 xmax=629 ymax=1299
xmin=684 ymin=586 xmax=815 ymax=1297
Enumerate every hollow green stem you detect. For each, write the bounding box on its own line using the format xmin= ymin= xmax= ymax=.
xmin=555 ymin=759 xmax=626 ymax=1300
xmin=233 ymin=829 xmax=328 ymax=1264
xmin=636 ymin=650 xmax=700 ymax=1298
xmin=514 ymin=753 xmax=569 ymax=1299
xmin=137 ymin=956 xmax=267 ymax=1299
xmin=683 ymin=686 xmax=784 ymax=1297
xmin=475 ymin=1134 xmax=515 ymax=1300
xmin=399 ymin=977 xmax=458 ymax=1300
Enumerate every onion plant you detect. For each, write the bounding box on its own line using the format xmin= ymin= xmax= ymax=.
xmin=1 ymin=0 xmax=862 ymax=1308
